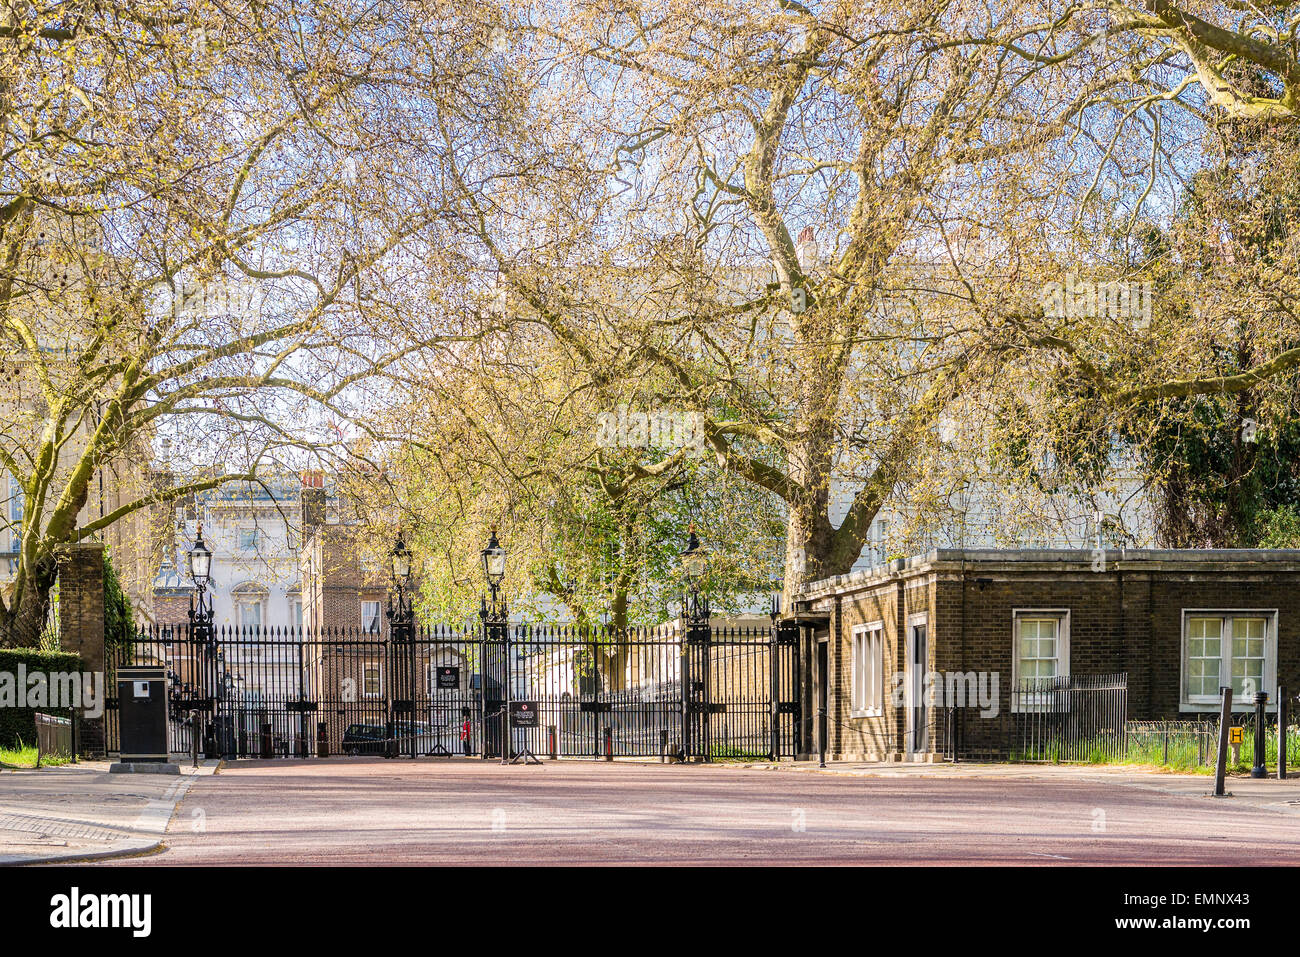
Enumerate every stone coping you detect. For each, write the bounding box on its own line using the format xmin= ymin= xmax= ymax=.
xmin=799 ymin=547 xmax=1300 ymax=602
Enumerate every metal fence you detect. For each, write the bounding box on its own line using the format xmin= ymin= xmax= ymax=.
xmin=1009 ymin=673 xmax=1129 ymax=762
xmin=106 ymin=620 xmax=803 ymax=761
xmin=35 ymin=712 xmax=72 ymax=765
xmin=1124 ymin=720 xmax=1216 ymax=767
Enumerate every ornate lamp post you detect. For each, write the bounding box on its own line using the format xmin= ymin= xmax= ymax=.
xmin=188 ymin=527 xmax=213 ymax=640
xmin=187 ymin=528 xmax=217 ymax=756
xmin=680 ymin=529 xmax=709 ymax=624
xmin=679 ymin=528 xmax=710 ymax=762
xmin=387 ymin=531 xmax=417 ymax=758
xmin=479 ymin=529 xmax=508 ymax=763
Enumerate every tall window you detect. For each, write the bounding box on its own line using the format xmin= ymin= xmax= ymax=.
xmin=363 ymin=665 xmax=382 ymax=697
xmin=1183 ymin=612 xmax=1274 ymax=706
xmin=851 ymin=623 xmax=884 ymax=715
xmin=1014 ymin=613 xmax=1069 ymax=682
xmin=238 ymin=528 xmax=258 ymax=551
xmin=1011 ymin=611 xmax=1070 ymax=712
xmin=362 ymin=601 xmax=382 ymax=633
xmin=8 ymin=476 xmax=22 ymax=522
xmin=232 ymin=583 xmax=267 ymax=629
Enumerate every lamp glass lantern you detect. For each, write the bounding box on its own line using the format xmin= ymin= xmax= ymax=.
xmin=189 ymin=531 xmax=212 ymax=587
xmin=481 ymin=529 xmax=507 ymax=588
xmin=680 ymin=530 xmax=707 ymax=584
xmin=391 ymin=532 xmax=412 ymax=582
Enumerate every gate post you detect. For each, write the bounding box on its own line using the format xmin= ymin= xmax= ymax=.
xmin=58 ymin=543 xmax=106 ymax=758
xmin=501 ymin=624 xmax=511 ymax=766
xmin=679 ymin=625 xmax=691 ymax=760
xmin=769 ymin=596 xmax=780 ymax=761
xmin=682 ymin=609 xmax=711 ymax=762
xmin=1279 ymin=686 xmax=1288 ymax=781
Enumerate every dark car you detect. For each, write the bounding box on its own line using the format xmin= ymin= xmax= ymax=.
xmin=341 ymin=723 xmax=387 ymax=755
xmin=341 ymin=721 xmax=435 ymax=755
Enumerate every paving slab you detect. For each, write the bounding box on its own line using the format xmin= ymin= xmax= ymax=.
xmin=0 ymin=759 xmax=218 ymax=865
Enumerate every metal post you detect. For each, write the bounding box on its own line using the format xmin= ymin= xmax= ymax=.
xmin=680 ymin=628 xmax=692 ymax=761
xmin=547 ymin=725 xmax=557 ymax=760
xmin=659 ymin=727 xmax=669 ymax=764
xmin=1252 ymin=691 xmax=1269 ymax=778
xmin=769 ymin=598 xmax=780 ymax=762
xmin=501 ymin=623 xmax=511 ymax=767
xmin=189 ymin=710 xmax=199 ymax=769
xmin=317 ymin=721 xmax=329 ymax=758
xmin=260 ymin=721 xmax=273 ymax=760
xmin=479 ymin=598 xmax=489 ymax=761
xmin=818 ymin=703 xmax=827 ymax=769
xmin=1213 ymin=685 xmax=1232 ymax=796
xmin=604 ymin=726 xmax=613 ymax=761
xmin=1279 ymin=686 xmax=1288 ymax=781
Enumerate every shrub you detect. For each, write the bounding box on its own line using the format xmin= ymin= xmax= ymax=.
xmin=0 ymin=648 xmax=86 ymax=748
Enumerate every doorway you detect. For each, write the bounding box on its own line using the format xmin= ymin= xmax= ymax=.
xmin=905 ymin=616 xmax=928 ymax=755
xmin=816 ymin=639 xmax=829 ymax=758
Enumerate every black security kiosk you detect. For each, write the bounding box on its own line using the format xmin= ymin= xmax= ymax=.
xmin=117 ymin=666 xmax=169 ymax=762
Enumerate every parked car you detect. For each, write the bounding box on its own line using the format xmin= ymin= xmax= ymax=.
xmin=341 ymin=721 xmax=437 ymax=755
xmin=341 ymin=723 xmax=387 ymax=755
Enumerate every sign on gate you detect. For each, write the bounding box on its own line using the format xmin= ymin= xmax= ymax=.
xmin=436 ymin=666 xmax=460 ymax=689
xmin=510 ymin=701 xmax=539 ymax=727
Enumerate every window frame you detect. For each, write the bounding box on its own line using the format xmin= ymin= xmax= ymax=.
xmin=362 ymin=664 xmax=383 ymax=698
xmin=1011 ymin=609 xmax=1071 ymax=713
xmin=231 ymin=583 xmax=267 ymax=630
xmin=849 ymin=621 xmax=884 ymax=718
xmin=361 ymin=600 xmax=383 ymax=634
xmin=1179 ymin=609 xmax=1277 ymax=711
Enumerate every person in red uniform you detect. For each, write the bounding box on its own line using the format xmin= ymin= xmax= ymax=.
xmin=460 ymin=707 xmax=472 ymax=756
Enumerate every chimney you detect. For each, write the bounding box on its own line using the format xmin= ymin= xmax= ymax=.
xmin=300 ymin=472 xmax=326 ymax=538
xmin=796 ymin=226 xmax=818 ymax=273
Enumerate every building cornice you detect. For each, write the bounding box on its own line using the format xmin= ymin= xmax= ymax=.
xmin=797 ymin=548 xmax=1300 ymax=603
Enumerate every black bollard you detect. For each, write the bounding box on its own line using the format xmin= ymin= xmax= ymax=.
xmin=1214 ymin=686 xmax=1231 ymax=797
xmin=1279 ymin=687 xmax=1288 ymax=781
xmin=1252 ymin=691 xmax=1269 ymax=778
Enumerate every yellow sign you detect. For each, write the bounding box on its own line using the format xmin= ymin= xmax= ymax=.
xmin=1229 ymin=727 xmax=1244 ymax=745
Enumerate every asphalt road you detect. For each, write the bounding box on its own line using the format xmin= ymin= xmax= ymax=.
xmin=97 ymin=758 xmax=1300 ymax=866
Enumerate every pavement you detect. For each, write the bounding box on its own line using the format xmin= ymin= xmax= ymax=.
xmin=743 ymin=759 xmax=1300 ymax=815
xmin=72 ymin=757 xmax=1300 ymax=866
xmin=0 ymin=759 xmax=219 ymax=865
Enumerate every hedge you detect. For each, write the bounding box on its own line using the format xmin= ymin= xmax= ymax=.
xmin=0 ymin=648 xmax=86 ymax=748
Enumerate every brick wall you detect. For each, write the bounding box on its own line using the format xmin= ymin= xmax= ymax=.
xmin=58 ymin=543 xmax=105 ymax=757
xmin=805 ymin=551 xmax=1300 ymax=761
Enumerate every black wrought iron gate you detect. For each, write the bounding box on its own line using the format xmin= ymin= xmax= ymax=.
xmin=106 ymin=620 xmax=803 ymax=761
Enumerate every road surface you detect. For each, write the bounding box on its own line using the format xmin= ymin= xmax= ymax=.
xmin=97 ymin=758 xmax=1300 ymax=866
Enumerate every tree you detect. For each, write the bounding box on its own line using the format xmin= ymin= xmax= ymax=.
xmin=362 ymin=324 xmax=785 ymax=630
xmin=0 ymin=1 xmax=518 ymax=644
xmin=440 ymin=1 xmax=1285 ymax=601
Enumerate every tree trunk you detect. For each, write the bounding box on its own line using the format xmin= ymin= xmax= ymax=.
xmin=0 ymin=562 xmax=56 ymax=648
xmin=780 ymin=434 xmax=837 ymax=609
xmin=602 ymin=586 xmax=630 ymax=691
